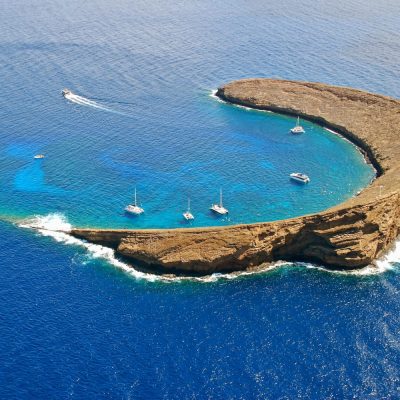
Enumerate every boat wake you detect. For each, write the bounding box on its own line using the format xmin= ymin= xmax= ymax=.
xmin=16 ymin=213 xmax=399 ymax=283
xmin=63 ymin=91 xmax=129 ymax=117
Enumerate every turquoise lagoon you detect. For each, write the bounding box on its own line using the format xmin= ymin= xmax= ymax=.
xmin=1 ymin=1 xmax=400 ymax=399
xmin=0 ymin=89 xmax=374 ymax=229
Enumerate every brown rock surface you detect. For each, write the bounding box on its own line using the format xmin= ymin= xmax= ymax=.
xmin=71 ymin=79 xmax=400 ymax=274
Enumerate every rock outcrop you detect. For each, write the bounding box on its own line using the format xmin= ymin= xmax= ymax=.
xmin=72 ymin=79 xmax=400 ymax=274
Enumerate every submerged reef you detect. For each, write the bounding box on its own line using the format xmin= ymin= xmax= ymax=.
xmin=72 ymin=79 xmax=400 ymax=274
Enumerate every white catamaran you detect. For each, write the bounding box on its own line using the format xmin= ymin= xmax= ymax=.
xmin=290 ymin=172 xmax=310 ymax=183
xmin=125 ymin=187 xmax=144 ymax=215
xmin=210 ymin=189 xmax=229 ymax=215
xmin=183 ymin=197 xmax=194 ymax=221
xmin=290 ymin=116 xmax=305 ymax=134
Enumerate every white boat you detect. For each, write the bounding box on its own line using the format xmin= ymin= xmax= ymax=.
xmin=62 ymin=88 xmax=71 ymax=97
xmin=125 ymin=187 xmax=144 ymax=215
xmin=33 ymin=154 xmax=45 ymax=159
xmin=183 ymin=198 xmax=194 ymax=221
xmin=290 ymin=172 xmax=310 ymax=183
xmin=210 ymin=189 xmax=229 ymax=215
xmin=290 ymin=116 xmax=305 ymax=134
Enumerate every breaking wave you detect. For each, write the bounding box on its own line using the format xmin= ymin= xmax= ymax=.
xmin=374 ymin=240 xmax=400 ymax=273
xmin=16 ymin=213 xmax=285 ymax=282
xmin=209 ymin=89 xmax=225 ymax=103
xmin=17 ymin=213 xmax=399 ymax=283
xmin=17 ymin=213 xmax=165 ymax=282
xmin=209 ymin=89 xmax=271 ymax=112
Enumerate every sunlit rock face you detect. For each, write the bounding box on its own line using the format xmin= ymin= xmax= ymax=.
xmin=72 ymin=79 xmax=400 ymax=274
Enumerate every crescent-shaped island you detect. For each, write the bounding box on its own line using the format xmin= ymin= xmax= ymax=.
xmin=71 ymin=79 xmax=400 ymax=275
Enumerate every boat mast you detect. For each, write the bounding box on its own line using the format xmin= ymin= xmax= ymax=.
xmin=220 ymin=188 xmax=223 ymax=207
xmin=297 ymin=116 xmax=300 ymax=126
xmin=188 ymin=197 xmax=191 ymax=212
xmin=134 ymin=187 xmax=137 ymax=206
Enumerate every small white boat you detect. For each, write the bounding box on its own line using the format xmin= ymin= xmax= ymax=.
xmin=34 ymin=154 xmax=45 ymax=159
xmin=290 ymin=116 xmax=305 ymax=134
xmin=183 ymin=198 xmax=194 ymax=221
xmin=210 ymin=189 xmax=229 ymax=215
xmin=125 ymin=187 xmax=144 ymax=215
xmin=290 ymin=172 xmax=310 ymax=183
xmin=62 ymin=88 xmax=71 ymax=97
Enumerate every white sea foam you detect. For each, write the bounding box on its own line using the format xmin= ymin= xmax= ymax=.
xmin=296 ymin=242 xmax=400 ymax=276
xmin=299 ymin=262 xmax=390 ymax=276
xmin=209 ymin=89 xmax=225 ymax=103
xmin=209 ymin=89 xmax=268 ymax=112
xmin=16 ymin=213 xmax=285 ymax=283
xmin=374 ymin=239 xmax=400 ymax=273
xmin=18 ymin=213 xmax=164 ymax=282
xmin=16 ymin=213 xmax=399 ymax=283
xmin=19 ymin=212 xmax=72 ymax=232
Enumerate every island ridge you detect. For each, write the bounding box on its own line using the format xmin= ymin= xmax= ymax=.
xmin=71 ymin=79 xmax=400 ymax=274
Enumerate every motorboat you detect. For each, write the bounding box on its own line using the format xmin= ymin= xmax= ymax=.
xmin=183 ymin=198 xmax=194 ymax=221
xmin=33 ymin=154 xmax=45 ymax=159
xmin=125 ymin=187 xmax=144 ymax=215
xmin=290 ymin=172 xmax=310 ymax=183
xmin=62 ymin=88 xmax=71 ymax=97
xmin=290 ymin=116 xmax=305 ymax=134
xmin=210 ymin=189 xmax=229 ymax=215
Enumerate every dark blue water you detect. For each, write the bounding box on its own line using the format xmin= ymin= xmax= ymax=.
xmin=1 ymin=0 xmax=400 ymax=398
xmin=2 ymin=222 xmax=400 ymax=399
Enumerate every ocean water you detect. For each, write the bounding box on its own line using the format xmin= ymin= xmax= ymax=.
xmin=1 ymin=0 xmax=400 ymax=398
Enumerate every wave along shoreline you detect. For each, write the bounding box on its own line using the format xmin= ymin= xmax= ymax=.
xmin=1 ymin=83 xmax=393 ymax=279
xmin=14 ymin=213 xmax=398 ymax=283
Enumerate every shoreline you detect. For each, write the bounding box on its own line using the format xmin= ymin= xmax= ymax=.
xmin=15 ymin=210 xmax=399 ymax=282
xmin=69 ymin=79 xmax=400 ymax=275
xmin=215 ymin=86 xmax=383 ymax=177
xmin=212 ymin=88 xmax=378 ymax=180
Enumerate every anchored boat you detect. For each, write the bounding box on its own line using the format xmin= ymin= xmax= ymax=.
xmin=290 ymin=172 xmax=310 ymax=183
xmin=33 ymin=154 xmax=45 ymax=159
xmin=210 ymin=189 xmax=229 ymax=215
xmin=290 ymin=116 xmax=305 ymax=134
xmin=125 ymin=187 xmax=144 ymax=215
xmin=183 ymin=198 xmax=194 ymax=221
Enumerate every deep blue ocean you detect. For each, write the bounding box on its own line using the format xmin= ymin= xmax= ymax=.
xmin=1 ymin=0 xmax=400 ymax=398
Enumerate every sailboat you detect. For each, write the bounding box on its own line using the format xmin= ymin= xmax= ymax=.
xmin=210 ymin=189 xmax=229 ymax=215
xmin=125 ymin=187 xmax=144 ymax=215
xmin=183 ymin=197 xmax=194 ymax=221
xmin=290 ymin=116 xmax=305 ymax=134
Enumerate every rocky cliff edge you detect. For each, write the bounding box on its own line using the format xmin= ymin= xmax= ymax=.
xmin=72 ymin=79 xmax=400 ymax=274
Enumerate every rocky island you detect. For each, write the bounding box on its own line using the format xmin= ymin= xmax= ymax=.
xmin=72 ymin=79 xmax=400 ymax=274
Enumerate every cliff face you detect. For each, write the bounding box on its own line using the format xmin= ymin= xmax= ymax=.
xmin=72 ymin=192 xmax=400 ymax=273
xmin=72 ymin=79 xmax=400 ymax=274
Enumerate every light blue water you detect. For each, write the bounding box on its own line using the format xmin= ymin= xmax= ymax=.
xmin=0 ymin=1 xmax=376 ymax=229
xmin=1 ymin=0 xmax=400 ymax=398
